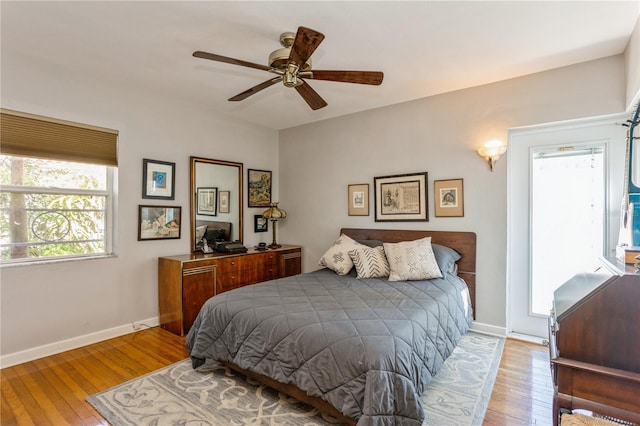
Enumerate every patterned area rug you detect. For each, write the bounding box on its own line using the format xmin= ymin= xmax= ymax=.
xmin=87 ymin=331 xmax=504 ymax=426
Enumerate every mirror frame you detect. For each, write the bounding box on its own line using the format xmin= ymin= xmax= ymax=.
xmin=190 ymin=156 xmax=243 ymax=252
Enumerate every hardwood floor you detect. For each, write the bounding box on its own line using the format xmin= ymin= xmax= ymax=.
xmin=484 ymin=338 xmax=554 ymax=425
xmin=1 ymin=327 xmax=554 ymax=425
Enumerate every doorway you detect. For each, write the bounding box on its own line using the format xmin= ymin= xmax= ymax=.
xmin=508 ymin=116 xmax=626 ymax=338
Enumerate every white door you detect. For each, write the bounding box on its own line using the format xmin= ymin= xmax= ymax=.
xmin=508 ymin=116 xmax=626 ymax=338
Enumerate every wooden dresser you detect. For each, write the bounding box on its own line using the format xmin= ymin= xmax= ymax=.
xmin=158 ymin=245 xmax=302 ymax=336
xmin=548 ymin=257 xmax=640 ymax=426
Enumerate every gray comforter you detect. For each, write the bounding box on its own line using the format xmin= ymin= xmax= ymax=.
xmin=185 ymin=268 xmax=473 ymax=425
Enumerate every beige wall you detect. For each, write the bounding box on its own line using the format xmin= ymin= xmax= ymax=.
xmin=278 ymin=55 xmax=627 ymax=331
xmin=0 ymin=52 xmax=279 ymax=359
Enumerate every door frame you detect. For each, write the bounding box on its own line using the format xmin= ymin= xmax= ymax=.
xmin=506 ymin=114 xmax=626 ymax=338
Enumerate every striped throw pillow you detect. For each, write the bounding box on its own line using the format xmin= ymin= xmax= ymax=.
xmin=348 ymin=246 xmax=390 ymax=279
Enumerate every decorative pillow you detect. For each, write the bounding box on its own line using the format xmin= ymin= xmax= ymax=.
xmin=432 ymin=243 xmax=462 ymax=274
xmin=195 ymin=225 xmax=208 ymax=242
xmin=319 ymin=234 xmax=364 ymax=275
xmin=348 ymin=246 xmax=390 ymax=279
xmin=383 ymin=237 xmax=443 ymax=281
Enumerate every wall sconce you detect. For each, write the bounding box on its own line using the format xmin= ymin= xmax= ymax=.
xmin=477 ymin=140 xmax=507 ymax=172
xmin=262 ymin=202 xmax=287 ymax=249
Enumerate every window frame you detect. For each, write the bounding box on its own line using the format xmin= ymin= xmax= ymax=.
xmin=0 ymin=160 xmax=116 ymax=266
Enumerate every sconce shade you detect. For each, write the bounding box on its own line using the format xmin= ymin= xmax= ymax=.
xmin=477 ymin=141 xmax=507 ymax=172
xmin=262 ymin=202 xmax=287 ymax=249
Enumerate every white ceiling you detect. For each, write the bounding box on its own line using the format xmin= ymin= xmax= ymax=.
xmin=1 ymin=1 xmax=638 ymax=130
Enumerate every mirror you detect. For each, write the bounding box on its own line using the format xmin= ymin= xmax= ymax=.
xmin=190 ymin=156 xmax=243 ymax=252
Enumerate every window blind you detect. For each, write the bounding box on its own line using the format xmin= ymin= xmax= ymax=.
xmin=0 ymin=109 xmax=118 ymax=166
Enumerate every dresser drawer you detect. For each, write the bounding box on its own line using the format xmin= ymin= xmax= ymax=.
xmin=216 ymin=252 xmax=276 ymax=273
xmin=216 ymin=253 xmax=278 ymax=293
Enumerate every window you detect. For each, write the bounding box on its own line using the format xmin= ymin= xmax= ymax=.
xmin=530 ymin=145 xmax=606 ymax=315
xmin=0 ymin=109 xmax=118 ymax=264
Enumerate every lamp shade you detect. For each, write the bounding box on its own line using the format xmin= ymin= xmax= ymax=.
xmin=477 ymin=145 xmax=507 ymax=159
xmin=262 ymin=202 xmax=287 ymax=220
xmin=477 ymin=139 xmax=507 ymax=171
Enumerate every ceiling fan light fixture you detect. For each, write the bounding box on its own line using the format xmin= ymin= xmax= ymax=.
xmin=283 ymin=63 xmax=303 ymax=87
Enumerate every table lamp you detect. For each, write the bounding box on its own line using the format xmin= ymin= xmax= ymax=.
xmin=262 ymin=202 xmax=287 ymax=249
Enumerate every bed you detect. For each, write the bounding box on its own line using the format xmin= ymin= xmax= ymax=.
xmin=185 ymin=228 xmax=476 ymax=425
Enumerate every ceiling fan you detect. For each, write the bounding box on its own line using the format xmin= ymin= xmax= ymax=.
xmin=193 ymin=26 xmax=384 ymax=110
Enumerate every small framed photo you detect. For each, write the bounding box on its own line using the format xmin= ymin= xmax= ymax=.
xmin=254 ymin=214 xmax=268 ymax=233
xmin=248 ymin=169 xmax=272 ymax=207
xmin=374 ymin=172 xmax=428 ymax=222
xmin=197 ymin=187 xmax=218 ymax=216
xmin=434 ymin=179 xmax=464 ymax=217
xmin=348 ymin=183 xmax=369 ymax=216
xmin=219 ymin=190 xmax=230 ymax=214
xmin=142 ymin=159 xmax=175 ymax=200
xmin=138 ymin=205 xmax=181 ymax=241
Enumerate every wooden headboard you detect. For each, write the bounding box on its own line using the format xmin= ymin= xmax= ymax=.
xmin=340 ymin=228 xmax=477 ymax=318
xmin=195 ymin=220 xmax=232 ymax=242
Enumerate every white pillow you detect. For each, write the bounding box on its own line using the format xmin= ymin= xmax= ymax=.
xmin=319 ymin=234 xmax=364 ymax=275
xmin=348 ymin=246 xmax=390 ymax=279
xmin=195 ymin=225 xmax=208 ymax=241
xmin=383 ymin=237 xmax=443 ymax=281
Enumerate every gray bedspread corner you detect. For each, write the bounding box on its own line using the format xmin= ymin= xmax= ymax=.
xmin=185 ymin=268 xmax=472 ymax=425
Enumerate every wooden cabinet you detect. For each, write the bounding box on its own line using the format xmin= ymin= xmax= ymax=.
xmin=278 ymin=247 xmax=303 ymax=277
xmin=158 ymin=245 xmax=302 ymax=336
xmin=549 ymin=257 xmax=640 ymax=426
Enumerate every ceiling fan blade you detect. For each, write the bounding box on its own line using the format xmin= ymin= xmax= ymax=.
xmin=295 ymin=80 xmax=328 ymax=110
xmin=304 ymin=70 xmax=384 ymax=85
xmin=193 ymin=51 xmax=273 ymax=72
xmin=228 ymin=77 xmax=281 ymax=101
xmin=288 ymin=27 xmax=325 ymax=67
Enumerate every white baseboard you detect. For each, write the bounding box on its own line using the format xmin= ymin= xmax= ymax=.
xmin=0 ymin=317 xmax=160 ymax=369
xmin=507 ymin=332 xmax=548 ymax=345
xmin=470 ymin=321 xmax=507 ymax=338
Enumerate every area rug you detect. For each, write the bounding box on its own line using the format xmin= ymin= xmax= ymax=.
xmin=87 ymin=331 xmax=504 ymax=426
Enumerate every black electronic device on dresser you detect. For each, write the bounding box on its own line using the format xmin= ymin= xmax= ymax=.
xmin=214 ymin=240 xmax=248 ymax=253
xmin=548 ymin=257 xmax=640 ymax=426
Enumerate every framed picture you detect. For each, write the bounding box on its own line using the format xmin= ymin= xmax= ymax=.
xmin=348 ymin=183 xmax=369 ymax=216
xmin=434 ymin=179 xmax=464 ymax=217
xmin=254 ymin=214 xmax=268 ymax=233
xmin=219 ymin=190 xmax=230 ymax=214
xmin=248 ymin=169 xmax=272 ymax=207
xmin=138 ymin=205 xmax=181 ymax=241
xmin=197 ymin=187 xmax=217 ymax=216
xmin=374 ymin=172 xmax=428 ymax=222
xmin=142 ymin=159 xmax=175 ymax=200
